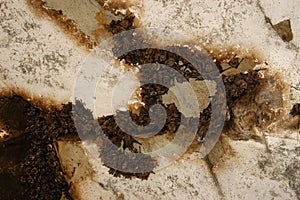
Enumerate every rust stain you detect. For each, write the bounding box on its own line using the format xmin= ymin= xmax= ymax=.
xmin=25 ymin=0 xmax=141 ymax=50
xmin=92 ymin=10 xmax=113 ymax=43
xmin=26 ymin=0 xmax=96 ymax=50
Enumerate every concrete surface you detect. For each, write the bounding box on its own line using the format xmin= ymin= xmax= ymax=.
xmin=0 ymin=0 xmax=299 ymax=200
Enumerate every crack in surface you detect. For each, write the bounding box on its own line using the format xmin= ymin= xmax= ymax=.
xmin=204 ymin=156 xmax=225 ymax=199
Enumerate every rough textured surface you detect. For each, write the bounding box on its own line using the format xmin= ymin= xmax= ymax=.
xmin=0 ymin=0 xmax=299 ymax=200
xmin=0 ymin=0 xmax=85 ymax=103
xmin=216 ymin=139 xmax=297 ymax=200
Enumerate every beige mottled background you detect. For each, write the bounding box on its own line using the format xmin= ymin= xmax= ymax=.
xmin=0 ymin=0 xmax=299 ymax=199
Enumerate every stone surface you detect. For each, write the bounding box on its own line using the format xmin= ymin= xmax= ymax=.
xmin=0 ymin=0 xmax=299 ymax=199
xmin=215 ymin=139 xmax=297 ymax=200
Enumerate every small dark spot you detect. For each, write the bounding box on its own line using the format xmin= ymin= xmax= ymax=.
xmin=228 ymin=56 xmax=240 ymax=68
xmin=290 ymin=103 xmax=300 ymax=117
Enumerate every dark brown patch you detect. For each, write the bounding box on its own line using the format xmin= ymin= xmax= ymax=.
xmin=273 ymin=19 xmax=293 ymax=42
xmin=228 ymin=56 xmax=240 ymax=68
xmin=0 ymin=96 xmax=80 ymax=199
xmin=0 ymin=95 xmax=30 ymax=137
xmin=97 ymin=103 xmax=183 ymax=179
xmin=0 ymin=135 xmax=30 ymax=200
xmin=223 ymin=70 xmax=262 ymax=107
xmin=107 ymin=11 xmax=135 ymax=34
xmin=266 ymin=17 xmax=293 ymax=42
xmin=290 ymin=103 xmax=300 ymax=117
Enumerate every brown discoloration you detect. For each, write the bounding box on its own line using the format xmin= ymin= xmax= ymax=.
xmin=223 ymin=71 xmax=281 ymax=141
xmin=0 ymin=95 xmax=30 ymax=136
xmin=1 ymin=1 xmax=297 ymax=188
xmin=265 ymin=17 xmax=294 ymax=42
xmin=92 ymin=10 xmax=113 ymax=43
xmin=204 ymin=156 xmax=224 ymax=197
xmin=0 ymin=88 xmax=65 ymax=112
xmin=107 ymin=11 xmax=136 ymax=34
xmin=25 ymin=0 xmax=140 ymax=50
xmin=272 ymin=19 xmax=293 ymax=42
xmin=0 ymin=95 xmax=75 ymax=199
xmin=0 ymin=135 xmax=31 ymax=200
xmin=0 ymin=47 xmax=295 ymax=192
xmin=290 ymin=103 xmax=300 ymax=117
xmin=288 ymin=103 xmax=300 ymax=133
xmin=25 ymin=0 xmax=96 ymax=49
xmin=203 ymin=46 xmax=264 ymax=65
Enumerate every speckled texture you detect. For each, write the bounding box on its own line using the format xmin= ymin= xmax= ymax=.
xmin=0 ymin=0 xmax=299 ymax=199
xmin=0 ymin=0 xmax=85 ymax=103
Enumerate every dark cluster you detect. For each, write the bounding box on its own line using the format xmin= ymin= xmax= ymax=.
xmin=107 ymin=12 xmax=135 ymax=34
xmin=119 ymin=48 xmax=219 ymax=82
xmin=97 ymin=103 xmax=182 ymax=179
xmin=98 ymin=113 xmax=156 ymax=180
xmin=106 ymin=14 xmax=266 ymax=175
xmin=0 ymin=96 xmax=75 ymax=200
xmin=0 ymin=12 xmax=269 ymax=200
xmin=0 ymin=55 xmax=265 ymax=200
xmin=222 ymin=70 xmax=261 ymax=105
xmin=0 ymin=62 xmax=265 ymax=200
xmin=290 ymin=103 xmax=300 ymax=117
